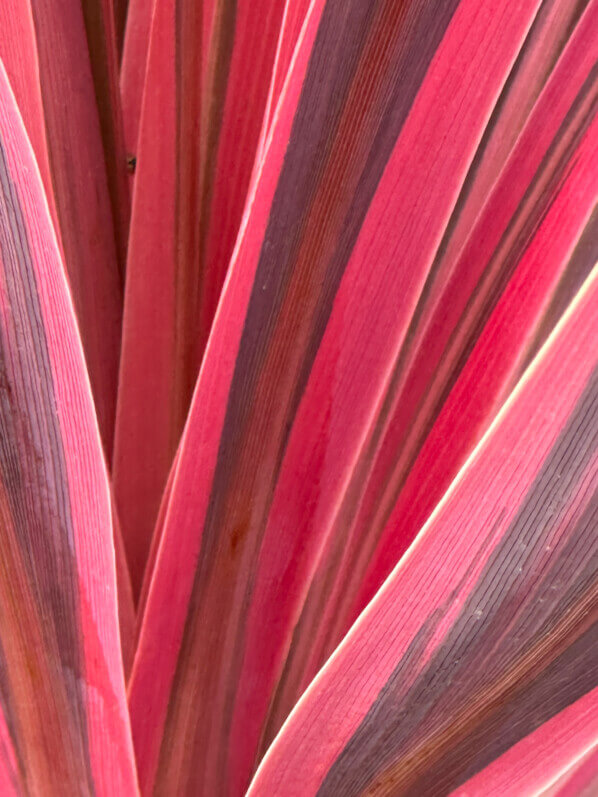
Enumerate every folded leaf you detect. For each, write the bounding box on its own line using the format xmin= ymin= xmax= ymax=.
xmin=249 ymin=266 xmax=598 ymax=796
xmin=129 ymin=0 xmax=542 ymax=792
xmin=0 ymin=63 xmax=137 ymax=793
xmin=114 ymin=0 xmax=286 ymax=593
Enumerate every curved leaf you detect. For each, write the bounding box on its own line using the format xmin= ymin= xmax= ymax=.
xmin=129 ymin=0 xmax=542 ymax=791
xmin=0 ymin=63 xmax=137 ymax=794
xmin=451 ymin=687 xmax=598 ymax=796
xmin=249 ymin=266 xmax=598 ymax=795
xmin=266 ymin=0 xmax=598 ymax=735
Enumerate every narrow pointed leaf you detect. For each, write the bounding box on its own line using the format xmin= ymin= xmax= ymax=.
xmin=451 ymin=687 xmax=598 ymax=796
xmin=249 ymin=266 xmax=598 ymax=796
xmin=0 ymin=64 xmax=137 ymax=793
xmin=114 ymin=0 xmax=286 ymax=592
xmin=24 ymin=0 xmax=123 ymax=454
xmin=0 ymin=2 xmax=58 ymax=230
xmin=130 ymin=0 xmax=542 ymax=792
xmin=120 ymin=0 xmax=156 ymax=159
xmin=80 ymin=0 xmax=131 ymax=272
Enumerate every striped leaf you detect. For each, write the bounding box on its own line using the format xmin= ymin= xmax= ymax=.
xmin=249 ymin=266 xmax=598 ymax=796
xmin=451 ymin=687 xmax=598 ymax=796
xmin=264 ymin=0 xmax=598 ymax=736
xmin=0 ymin=64 xmax=137 ymax=794
xmin=0 ymin=0 xmax=125 ymax=454
xmin=129 ymin=0 xmax=544 ymax=792
xmin=80 ymin=0 xmax=131 ymax=273
xmin=0 ymin=1 xmax=57 ymax=230
xmin=114 ymin=0 xmax=287 ymax=593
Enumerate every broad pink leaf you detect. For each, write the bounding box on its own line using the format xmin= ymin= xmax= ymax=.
xmin=129 ymin=0 xmax=542 ymax=792
xmin=249 ymin=266 xmax=598 ymax=795
xmin=0 ymin=63 xmax=137 ymax=793
xmin=114 ymin=0 xmax=287 ymax=593
xmin=264 ymin=0 xmax=598 ymax=736
xmin=549 ymin=746 xmax=598 ymax=796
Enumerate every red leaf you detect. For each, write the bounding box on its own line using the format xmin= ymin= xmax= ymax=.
xmin=11 ymin=0 xmax=125 ymax=454
xmin=451 ymin=687 xmax=598 ymax=796
xmin=0 ymin=64 xmax=137 ymax=793
xmin=265 ymin=0 xmax=598 ymax=735
xmin=129 ymin=0 xmax=542 ymax=791
xmin=249 ymin=267 xmax=598 ymax=795
xmin=114 ymin=0 xmax=287 ymax=594
xmin=120 ymin=0 xmax=155 ymax=160
xmin=80 ymin=0 xmax=131 ymax=275
xmin=0 ymin=1 xmax=58 ymax=230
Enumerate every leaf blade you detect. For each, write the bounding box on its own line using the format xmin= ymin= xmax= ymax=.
xmin=0 ymin=61 xmax=137 ymax=794
xmin=249 ymin=266 xmax=598 ymax=796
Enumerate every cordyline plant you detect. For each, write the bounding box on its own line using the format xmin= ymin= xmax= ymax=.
xmin=0 ymin=0 xmax=596 ymax=794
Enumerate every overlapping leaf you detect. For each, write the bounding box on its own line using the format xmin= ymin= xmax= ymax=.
xmin=265 ymin=0 xmax=598 ymax=737
xmin=249 ymin=266 xmax=598 ymax=796
xmin=0 ymin=0 xmax=125 ymax=454
xmin=0 ymin=0 xmax=594 ymax=793
xmin=452 ymin=687 xmax=598 ymax=795
xmin=0 ymin=63 xmax=137 ymax=794
xmin=129 ymin=0 xmax=547 ymax=792
xmin=114 ymin=0 xmax=288 ymax=593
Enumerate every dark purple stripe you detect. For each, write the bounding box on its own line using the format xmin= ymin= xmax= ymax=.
xmin=0 ymin=138 xmax=94 ymax=792
xmin=161 ymin=0 xmax=463 ymax=787
xmin=266 ymin=42 xmax=598 ymax=736
xmin=318 ymin=366 xmax=598 ymax=796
